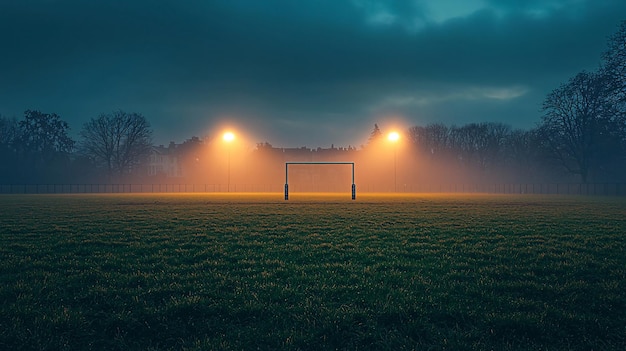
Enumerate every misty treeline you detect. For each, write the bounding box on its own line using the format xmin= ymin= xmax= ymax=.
xmin=1 ymin=21 xmax=625 ymax=186
xmin=0 ymin=110 xmax=152 ymax=184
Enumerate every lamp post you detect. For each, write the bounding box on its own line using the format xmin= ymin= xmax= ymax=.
xmin=223 ymin=132 xmax=235 ymax=192
xmin=387 ymin=131 xmax=399 ymax=192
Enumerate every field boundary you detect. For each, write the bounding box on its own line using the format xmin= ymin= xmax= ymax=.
xmin=1 ymin=183 xmax=626 ymax=196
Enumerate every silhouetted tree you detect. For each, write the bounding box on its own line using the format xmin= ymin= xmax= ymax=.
xmin=0 ymin=115 xmax=20 ymax=182
xmin=480 ymin=122 xmax=511 ymax=171
xmin=445 ymin=122 xmax=512 ymax=172
xmin=0 ymin=115 xmax=19 ymax=155
xmin=408 ymin=123 xmax=451 ymax=159
xmin=16 ymin=110 xmax=74 ymax=182
xmin=504 ymin=128 xmax=548 ymax=182
xmin=18 ymin=110 xmax=74 ymax=159
xmin=603 ymin=20 xmax=626 ymax=103
xmin=449 ymin=123 xmax=492 ymax=170
xmin=602 ymin=20 xmax=626 ymax=180
xmin=540 ymin=71 xmax=620 ymax=182
xmin=367 ymin=123 xmax=382 ymax=146
xmin=79 ymin=110 xmax=152 ymax=179
xmin=408 ymin=122 xmax=521 ymax=184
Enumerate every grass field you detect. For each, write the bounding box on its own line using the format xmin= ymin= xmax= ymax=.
xmin=1 ymin=193 xmax=625 ymax=350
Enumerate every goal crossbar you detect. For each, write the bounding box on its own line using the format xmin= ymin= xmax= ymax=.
xmin=284 ymin=162 xmax=355 ymax=200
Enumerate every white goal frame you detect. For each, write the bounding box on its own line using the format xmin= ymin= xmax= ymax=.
xmin=284 ymin=162 xmax=356 ymax=200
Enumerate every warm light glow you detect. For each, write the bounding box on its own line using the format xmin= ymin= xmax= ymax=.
xmin=387 ymin=131 xmax=400 ymax=142
xmin=223 ymin=132 xmax=235 ymax=142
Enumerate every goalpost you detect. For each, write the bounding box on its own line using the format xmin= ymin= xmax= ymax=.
xmin=284 ymin=162 xmax=356 ymax=200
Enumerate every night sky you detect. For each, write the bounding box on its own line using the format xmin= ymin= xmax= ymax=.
xmin=1 ymin=0 xmax=624 ymax=147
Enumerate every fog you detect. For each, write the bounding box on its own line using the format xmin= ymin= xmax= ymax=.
xmin=3 ymin=118 xmax=623 ymax=193
xmin=156 ymin=130 xmax=565 ymax=194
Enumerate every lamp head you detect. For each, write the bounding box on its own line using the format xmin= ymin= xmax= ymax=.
xmin=223 ymin=132 xmax=235 ymax=142
xmin=387 ymin=131 xmax=400 ymax=142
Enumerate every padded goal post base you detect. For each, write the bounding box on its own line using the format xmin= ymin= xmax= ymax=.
xmin=284 ymin=183 xmax=355 ymax=200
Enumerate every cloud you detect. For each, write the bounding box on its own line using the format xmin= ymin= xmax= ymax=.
xmin=0 ymin=0 xmax=625 ymax=146
xmin=377 ymin=85 xmax=529 ymax=109
xmin=481 ymin=86 xmax=529 ymax=100
xmin=352 ymin=0 xmax=494 ymax=31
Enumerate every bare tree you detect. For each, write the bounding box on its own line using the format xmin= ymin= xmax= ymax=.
xmin=449 ymin=123 xmax=491 ymax=170
xmin=602 ymin=20 xmax=626 ymax=180
xmin=79 ymin=110 xmax=153 ymax=178
xmin=408 ymin=123 xmax=451 ymax=159
xmin=540 ymin=71 xmax=620 ymax=182
xmin=603 ymin=20 xmax=626 ymax=103
xmin=505 ymin=128 xmax=548 ymax=182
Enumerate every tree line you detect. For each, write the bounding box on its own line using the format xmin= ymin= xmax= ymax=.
xmin=0 ymin=110 xmax=152 ymax=183
xmin=1 ymin=21 xmax=624 ymax=185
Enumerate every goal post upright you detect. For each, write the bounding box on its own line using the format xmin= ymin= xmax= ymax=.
xmin=284 ymin=162 xmax=355 ymax=200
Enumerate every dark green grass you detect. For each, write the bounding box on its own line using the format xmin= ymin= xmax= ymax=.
xmin=1 ymin=193 xmax=625 ymax=350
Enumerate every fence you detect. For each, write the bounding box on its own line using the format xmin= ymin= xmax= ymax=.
xmin=359 ymin=183 xmax=626 ymax=196
xmin=1 ymin=183 xmax=626 ymax=196
xmin=0 ymin=184 xmax=283 ymax=194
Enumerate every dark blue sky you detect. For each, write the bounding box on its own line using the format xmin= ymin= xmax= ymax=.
xmin=1 ymin=0 xmax=624 ymax=147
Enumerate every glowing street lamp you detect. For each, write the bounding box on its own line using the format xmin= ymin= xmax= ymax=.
xmin=387 ymin=131 xmax=400 ymax=192
xmin=387 ymin=131 xmax=400 ymax=143
xmin=223 ymin=132 xmax=235 ymax=143
xmin=223 ymin=132 xmax=235 ymax=192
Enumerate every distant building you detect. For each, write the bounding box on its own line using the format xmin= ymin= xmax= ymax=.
xmin=281 ymin=144 xmax=357 ymax=161
xmin=147 ymin=143 xmax=183 ymax=178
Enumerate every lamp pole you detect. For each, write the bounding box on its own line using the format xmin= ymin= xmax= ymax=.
xmin=387 ymin=131 xmax=400 ymax=192
xmin=393 ymin=145 xmax=397 ymax=192
xmin=223 ymin=132 xmax=235 ymax=192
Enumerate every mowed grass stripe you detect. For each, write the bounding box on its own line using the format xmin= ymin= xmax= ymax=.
xmin=0 ymin=193 xmax=625 ymax=350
